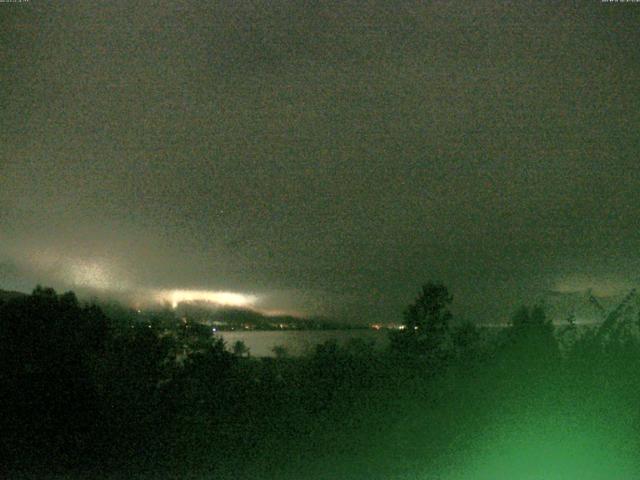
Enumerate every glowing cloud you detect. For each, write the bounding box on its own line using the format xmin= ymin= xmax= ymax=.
xmin=157 ymin=289 xmax=259 ymax=309
xmin=553 ymin=274 xmax=635 ymax=297
xmin=66 ymin=261 xmax=115 ymax=290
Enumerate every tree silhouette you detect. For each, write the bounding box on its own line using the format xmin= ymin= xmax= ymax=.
xmin=271 ymin=344 xmax=289 ymax=359
xmin=452 ymin=320 xmax=482 ymax=362
xmin=390 ymin=282 xmax=453 ymax=361
xmin=232 ymin=340 xmax=250 ymax=358
xmin=504 ymin=305 xmax=559 ymax=367
xmin=0 ymin=286 xmax=111 ymax=468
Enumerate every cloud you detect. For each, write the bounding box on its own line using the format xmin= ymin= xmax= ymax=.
xmin=1 ymin=2 xmax=639 ymax=323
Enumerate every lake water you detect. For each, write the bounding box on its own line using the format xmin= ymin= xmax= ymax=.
xmin=217 ymin=329 xmax=390 ymax=357
xmin=216 ymin=324 xmax=594 ymax=357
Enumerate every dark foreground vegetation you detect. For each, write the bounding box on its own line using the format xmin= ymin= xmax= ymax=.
xmin=2 ymin=283 xmax=640 ymax=479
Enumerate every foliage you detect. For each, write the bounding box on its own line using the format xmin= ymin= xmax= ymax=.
xmin=389 ymin=281 xmax=453 ymax=361
xmin=3 ymin=283 xmax=640 ymax=478
xmin=271 ymin=344 xmax=289 ymax=359
xmin=232 ymin=339 xmax=250 ymax=357
xmin=506 ymin=305 xmax=558 ymax=357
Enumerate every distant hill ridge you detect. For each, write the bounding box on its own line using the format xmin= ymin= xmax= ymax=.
xmin=173 ymin=301 xmax=361 ymax=330
xmin=0 ymin=288 xmax=27 ymax=303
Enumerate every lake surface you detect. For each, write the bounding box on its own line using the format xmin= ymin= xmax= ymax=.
xmin=217 ymin=329 xmax=389 ymax=357
xmin=216 ymin=323 xmax=595 ymax=357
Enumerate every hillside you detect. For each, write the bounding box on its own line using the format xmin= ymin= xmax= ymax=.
xmin=0 ymin=288 xmax=27 ymax=304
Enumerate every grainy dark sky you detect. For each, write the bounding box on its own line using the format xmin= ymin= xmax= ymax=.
xmin=1 ymin=1 xmax=639 ymax=323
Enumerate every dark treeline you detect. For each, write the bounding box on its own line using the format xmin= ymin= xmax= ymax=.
xmin=2 ymin=283 xmax=640 ymax=479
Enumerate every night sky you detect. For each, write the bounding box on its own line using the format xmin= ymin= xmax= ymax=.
xmin=1 ymin=1 xmax=639 ymax=323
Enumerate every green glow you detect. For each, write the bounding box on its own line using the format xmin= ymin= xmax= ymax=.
xmin=448 ymin=410 xmax=639 ymax=480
